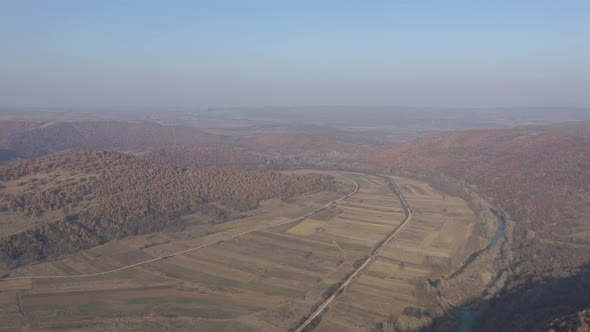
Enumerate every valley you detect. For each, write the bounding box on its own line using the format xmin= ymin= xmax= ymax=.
xmin=1 ymin=117 xmax=589 ymax=331
xmin=2 ymin=3 xmax=590 ymax=330
xmin=0 ymin=171 xmax=488 ymax=331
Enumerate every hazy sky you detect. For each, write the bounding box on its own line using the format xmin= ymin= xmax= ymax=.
xmin=1 ymin=1 xmax=589 ymax=108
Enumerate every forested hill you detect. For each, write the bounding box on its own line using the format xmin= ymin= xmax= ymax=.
xmin=0 ymin=150 xmax=333 ymax=272
xmin=369 ymin=123 xmax=590 ymax=331
xmin=369 ymin=123 xmax=590 ymax=274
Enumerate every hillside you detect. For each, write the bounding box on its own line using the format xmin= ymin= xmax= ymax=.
xmin=0 ymin=150 xmax=333 ymax=273
xmin=547 ymin=309 xmax=590 ymax=332
xmin=370 ymin=124 xmax=590 ymax=268
xmin=369 ymin=123 xmax=590 ymax=330
xmin=0 ymin=120 xmax=223 ymax=160
xmin=238 ymin=130 xmax=383 ymax=170
xmin=140 ymin=144 xmax=262 ymax=169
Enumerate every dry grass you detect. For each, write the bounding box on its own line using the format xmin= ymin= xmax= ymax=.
xmin=287 ymin=219 xmax=327 ymax=236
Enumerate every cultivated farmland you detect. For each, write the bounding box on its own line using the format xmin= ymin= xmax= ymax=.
xmin=0 ymin=172 xmax=482 ymax=331
xmin=314 ymin=176 xmax=481 ymax=332
xmin=0 ymin=173 xmax=412 ymax=331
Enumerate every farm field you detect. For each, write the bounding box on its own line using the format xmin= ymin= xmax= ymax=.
xmin=314 ymin=176 xmax=481 ymax=331
xmin=0 ymin=172 xmax=412 ymax=331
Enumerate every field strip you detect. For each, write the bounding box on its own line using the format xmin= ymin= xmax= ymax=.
xmin=7 ymin=223 xmax=41 ymax=237
xmin=0 ymin=175 xmax=359 ymax=281
xmin=294 ymin=176 xmax=413 ymax=332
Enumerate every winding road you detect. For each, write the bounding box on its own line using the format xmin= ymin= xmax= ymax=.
xmin=294 ymin=177 xmax=413 ymax=332
xmin=0 ymin=176 xmax=359 ymax=282
xmin=1 ymin=173 xmax=413 ymax=332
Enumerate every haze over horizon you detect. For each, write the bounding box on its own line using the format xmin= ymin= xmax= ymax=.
xmin=1 ymin=1 xmax=589 ymax=109
xmin=1 ymin=4 xmax=590 ymax=330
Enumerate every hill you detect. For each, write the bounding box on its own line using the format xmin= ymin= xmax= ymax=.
xmin=0 ymin=119 xmax=48 ymax=140
xmin=547 ymin=309 xmax=590 ymax=332
xmin=0 ymin=120 xmax=223 ymax=160
xmin=0 ymin=150 xmax=332 ymax=273
xmin=370 ymin=124 xmax=590 ymax=270
xmin=239 ymin=130 xmax=383 ymax=170
xmin=369 ymin=123 xmax=590 ymax=330
xmin=140 ymin=144 xmax=262 ymax=169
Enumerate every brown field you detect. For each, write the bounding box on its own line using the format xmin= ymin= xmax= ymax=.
xmin=0 ymin=173 xmax=416 ymax=331
xmin=314 ymin=176 xmax=481 ymax=331
xmin=0 ymin=172 xmax=481 ymax=331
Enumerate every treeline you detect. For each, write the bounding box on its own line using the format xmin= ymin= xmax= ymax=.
xmin=0 ymin=150 xmax=332 ymax=271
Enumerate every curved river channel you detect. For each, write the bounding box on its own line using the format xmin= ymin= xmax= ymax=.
xmin=455 ymin=213 xmax=506 ymax=332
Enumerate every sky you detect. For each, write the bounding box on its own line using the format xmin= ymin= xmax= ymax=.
xmin=1 ymin=1 xmax=589 ymax=109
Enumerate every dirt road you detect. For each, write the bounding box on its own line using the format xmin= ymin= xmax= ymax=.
xmin=0 ymin=176 xmax=358 ymax=281
xmin=294 ymin=177 xmax=413 ymax=332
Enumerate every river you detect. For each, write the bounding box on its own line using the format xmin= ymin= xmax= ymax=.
xmin=455 ymin=213 xmax=506 ymax=332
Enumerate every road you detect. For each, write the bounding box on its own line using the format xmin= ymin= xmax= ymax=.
xmin=0 ymin=175 xmax=358 ymax=282
xmin=294 ymin=177 xmax=413 ymax=332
